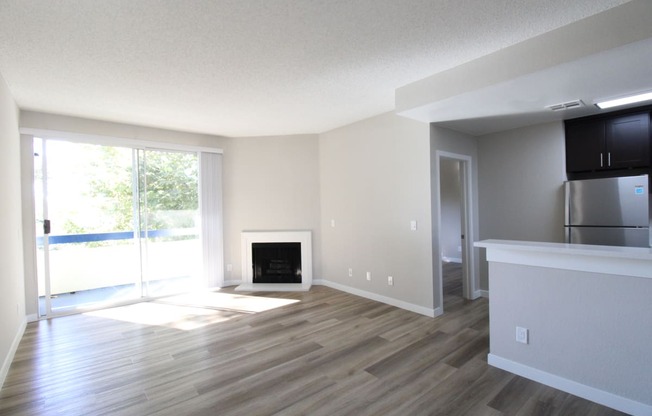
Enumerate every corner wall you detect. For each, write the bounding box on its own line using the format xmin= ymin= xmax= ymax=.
xmin=319 ymin=112 xmax=434 ymax=315
xmin=477 ymin=122 xmax=566 ymax=285
xmin=0 ymin=74 xmax=26 ymax=387
xmin=221 ymin=134 xmax=321 ymax=284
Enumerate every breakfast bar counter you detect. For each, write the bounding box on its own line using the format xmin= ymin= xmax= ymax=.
xmin=475 ymin=239 xmax=652 ymax=416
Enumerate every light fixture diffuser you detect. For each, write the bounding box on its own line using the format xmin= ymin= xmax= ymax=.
xmin=595 ymin=91 xmax=652 ymax=109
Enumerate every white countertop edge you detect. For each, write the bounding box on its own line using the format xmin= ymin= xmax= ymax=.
xmin=474 ymin=239 xmax=652 ymax=261
xmin=474 ymin=239 xmax=652 ymax=279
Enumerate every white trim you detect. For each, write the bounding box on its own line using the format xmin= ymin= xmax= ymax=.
xmin=1 ymin=317 xmax=27 ymax=389
xmin=20 ymin=128 xmax=223 ymax=154
xmin=222 ymin=279 xmax=242 ymax=287
xmin=26 ymin=314 xmax=38 ymax=323
xmin=478 ymin=290 xmax=489 ymax=298
xmin=435 ymin=150 xmax=477 ymax=311
xmin=318 ymin=279 xmax=441 ymax=318
xmin=488 ymin=354 xmax=652 ymax=416
xmin=238 ymin=231 xmax=312 ymax=292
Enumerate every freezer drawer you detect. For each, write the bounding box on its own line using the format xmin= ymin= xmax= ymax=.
xmin=566 ymin=226 xmax=650 ymax=247
xmin=565 ymin=175 xmax=649 ymax=227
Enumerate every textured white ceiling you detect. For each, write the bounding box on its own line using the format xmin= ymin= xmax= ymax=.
xmin=0 ymin=0 xmax=632 ymax=137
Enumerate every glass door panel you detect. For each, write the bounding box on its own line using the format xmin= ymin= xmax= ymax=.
xmin=36 ymin=139 xmax=140 ymax=316
xmin=139 ymin=149 xmax=201 ymax=297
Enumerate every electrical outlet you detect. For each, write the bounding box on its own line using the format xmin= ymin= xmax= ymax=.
xmin=331 ymin=219 xmax=336 ymax=228
xmin=226 ymin=264 xmax=233 ymax=272
xmin=388 ymin=276 xmax=393 ymax=286
xmin=348 ymin=268 xmax=353 ymax=277
xmin=410 ymin=220 xmax=417 ymax=231
xmin=366 ymin=271 xmax=371 ymax=281
xmin=516 ymin=326 xmax=529 ymax=344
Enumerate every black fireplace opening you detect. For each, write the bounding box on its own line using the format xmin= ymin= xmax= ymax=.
xmin=252 ymin=242 xmax=302 ymax=284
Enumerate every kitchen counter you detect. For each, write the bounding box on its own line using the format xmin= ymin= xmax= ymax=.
xmin=476 ymin=239 xmax=652 ymax=416
xmin=475 ymin=239 xmax=652 ymax=279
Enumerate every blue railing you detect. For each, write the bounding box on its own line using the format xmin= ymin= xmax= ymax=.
xmin=37 ymin=228 xmax=198 ymax=246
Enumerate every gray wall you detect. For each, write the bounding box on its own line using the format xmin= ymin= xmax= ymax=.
xmin=0 ymin=74 xmax=25 ymax=384
xmin=477 ymin=122 xmax=566 ymax=284
xmin=320 ymin=112 xmax=434 ymax=311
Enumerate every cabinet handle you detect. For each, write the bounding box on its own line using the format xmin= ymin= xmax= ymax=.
xmin=600 ymin=153 xmax=604 ymax=167
xmin=608 ymin=152 xmax=611 ymax=167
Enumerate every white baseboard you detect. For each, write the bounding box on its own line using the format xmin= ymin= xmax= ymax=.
xmin=222 ymin=278 xmax=442 ymax=318
xmin=488 ymin=354 xmax=652 ymax=416
xmin=26 ymin=313 xmax=38 ymax=323
xmin=1 ymin=316 xmax=27 ymax=389
xmin=316 ymin=279 xmax=440 ymax=318
xmin=478 ymin=290 xmax=489 ymax=298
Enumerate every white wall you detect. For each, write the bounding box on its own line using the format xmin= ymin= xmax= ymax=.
xmin=319 ymin=112 xmax=434 ymax=314
xmin=439 ymin=159 xmax=462 ymax=262
xmin=222 ymin=134 xmax=321 ymax=284
xmin=477 ymin=122 xmax=566 ymax=285
xmin=0 ymin=74 xmax=26 ymax=387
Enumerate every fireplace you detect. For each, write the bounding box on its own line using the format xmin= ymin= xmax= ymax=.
xmin=252 ymin=242 xmax=302 ymax=284
xmin=237 ymin=230 xmax=312 ymax=291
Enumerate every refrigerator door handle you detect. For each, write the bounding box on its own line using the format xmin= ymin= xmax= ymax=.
xmin=600 ymin=153 xmax=604 ymax=167
xmin=608 ymin=152 xmax=611 ymax=167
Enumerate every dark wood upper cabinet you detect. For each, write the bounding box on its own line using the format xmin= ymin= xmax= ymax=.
xmin=565 ymin=118 xmax=605 ymax=173
xmin=565 ymin=110 xmax=650 ymax=175
xmin=605 ymin=113 xmax=650 ymax=169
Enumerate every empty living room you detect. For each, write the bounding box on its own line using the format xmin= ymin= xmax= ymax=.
xmin=1 ymin=1 xmax=651 ymax=415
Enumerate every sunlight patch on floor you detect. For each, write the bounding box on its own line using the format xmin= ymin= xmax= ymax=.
xmin=84 ymin=291 xmax=300 ymax=330
xmin=158 ymin=291 xmax=300 ymax=313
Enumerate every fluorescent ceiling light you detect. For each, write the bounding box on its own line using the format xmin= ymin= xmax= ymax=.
xmin=595 ymin=91 xmax=652 ymax=109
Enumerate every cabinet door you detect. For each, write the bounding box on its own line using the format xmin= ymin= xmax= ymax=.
xmin=565 ymin=119 xmax=605 ymax=172
xmin=606 ymin=112 xmax=650 ymax=169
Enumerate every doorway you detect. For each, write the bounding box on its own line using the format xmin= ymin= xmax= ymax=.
xmin=436 ymin=151 xmax=476 ymax=313
xmin=34 ymin=138 xmax=201 ymax=317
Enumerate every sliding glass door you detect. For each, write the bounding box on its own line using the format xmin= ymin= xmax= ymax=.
xmin=137 ymin=149 xmax=201 ymax=297
xmin=34 ymin=138 xmax=201 ymax=317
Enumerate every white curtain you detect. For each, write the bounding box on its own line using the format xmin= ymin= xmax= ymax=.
xmin=199 ymin=152 xmax=224 ymax=288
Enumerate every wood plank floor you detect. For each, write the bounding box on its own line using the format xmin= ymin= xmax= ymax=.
xmin=1 ymin=265 xmax=626 ymax=415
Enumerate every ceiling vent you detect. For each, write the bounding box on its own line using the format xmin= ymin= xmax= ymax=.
xmin=546 ymin=100 xmax=584 ymax=111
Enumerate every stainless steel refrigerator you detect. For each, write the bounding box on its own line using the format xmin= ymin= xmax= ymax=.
xmin=564 ymin=174 xmax=651 ymax=247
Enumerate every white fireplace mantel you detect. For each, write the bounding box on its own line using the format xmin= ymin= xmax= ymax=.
xmin=236 ymin=230 xmax=312 ymax=292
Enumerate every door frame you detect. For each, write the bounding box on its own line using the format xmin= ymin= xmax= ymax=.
xmin=435 ymin=150 xmax=479 ymax=312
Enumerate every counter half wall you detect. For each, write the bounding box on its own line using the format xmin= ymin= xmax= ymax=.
xmin=475 ymin=240 xmax=652 ymax=416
